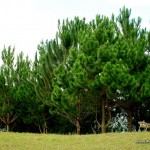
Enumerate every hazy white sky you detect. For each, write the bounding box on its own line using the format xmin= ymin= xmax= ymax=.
xmin=0 ymin=0 xmax=150 ymax=61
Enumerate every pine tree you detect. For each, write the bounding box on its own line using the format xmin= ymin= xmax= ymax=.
xmin=0 ymin=46 xmax=18 ymax=131
xmin=100 ymin=7 xmax=149 ymax=132
xmin=51 ymin=17 xmax=92 ymax=134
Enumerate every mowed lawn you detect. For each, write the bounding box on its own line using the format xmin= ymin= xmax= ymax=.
xmin=0 ymin=132 xmax=149 ymax=150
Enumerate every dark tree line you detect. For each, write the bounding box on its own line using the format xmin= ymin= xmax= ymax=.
xmin=0 ymin=7 xmax=150 ymax=134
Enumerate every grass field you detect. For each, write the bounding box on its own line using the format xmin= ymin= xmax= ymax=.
xmin=0 ymin=132 xmax=149 ymax=150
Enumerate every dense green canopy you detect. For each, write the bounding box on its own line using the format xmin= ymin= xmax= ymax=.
xmin=0 ymin=7 xmax=149 ymax=134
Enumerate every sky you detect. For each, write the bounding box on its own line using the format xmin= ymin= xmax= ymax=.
xmin=0 ymin=0 xmax=150 ymax=62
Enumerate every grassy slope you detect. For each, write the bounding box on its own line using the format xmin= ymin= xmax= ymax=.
xmin=0 ymin=132 xmax=149 ymax=150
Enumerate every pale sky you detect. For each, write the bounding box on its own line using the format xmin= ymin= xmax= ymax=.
xmin=0 ymin=0 xmax=150 ymax=62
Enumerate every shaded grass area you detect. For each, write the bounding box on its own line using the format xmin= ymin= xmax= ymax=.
xmin=0 ymin=132 xmax=149 ymax=150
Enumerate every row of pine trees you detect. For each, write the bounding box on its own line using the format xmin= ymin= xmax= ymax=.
xmin=0 ymin=7 xmax=150 ymax=134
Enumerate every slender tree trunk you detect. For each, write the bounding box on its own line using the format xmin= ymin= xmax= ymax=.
xmin=76 ymin=94 xmax=81 ymax=134
xmin=43 ymin=127 xmax=48 ymax=134
xmin=0 ymin=113 xmax=18 ymax=132
xmin=38 ymin=125 xmax=42 ymax=134
xmin=42 ymin=114 xmax=48 ymax=134
xmin=128 ymin=109 xmax=132 ymax=132
xmin=76 ymin=118 xmax=80 ymax=134
xmin=6 ymin=124 xmax=9 ymax=132
xmin=101 ymin=97 xmax=106 ymax=133
xmin=43 ymin=128 xmax=46 ymax=134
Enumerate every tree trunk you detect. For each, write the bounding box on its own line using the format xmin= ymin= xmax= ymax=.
xmin=38 ymin=125 xmax=42 ymax=134
xmin=43 ymin=127 xmax=48 ymax=134
xmin=76 ymin=119 xmax=80 ymax=134
xmin=43 ymin=128 xmax=46 ymax=134
xmin=128 ymin=109 xmax=132 ymax=132
xmin=6 ymin=124 xmax=9 ymax=132
xmin=101 ymin=98 xmax=106 ymax=133
xmin=76 ymin=94 xmax=81 ymax=134
xmin=0 ymin=113 xmax=18 ymax=132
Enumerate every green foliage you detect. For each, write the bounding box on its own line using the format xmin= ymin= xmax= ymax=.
xmin=141 ymin=65 xmax=150 ymax=97
xmin=0 ymin=7 xmax=149 ymax=133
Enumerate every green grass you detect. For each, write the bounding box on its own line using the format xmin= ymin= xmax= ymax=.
xmin=0 ymin=132 xmax=149 ymax=150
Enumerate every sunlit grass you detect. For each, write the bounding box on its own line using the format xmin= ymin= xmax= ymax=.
xmin=0 ymin=132 xmax=149 ymax=150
